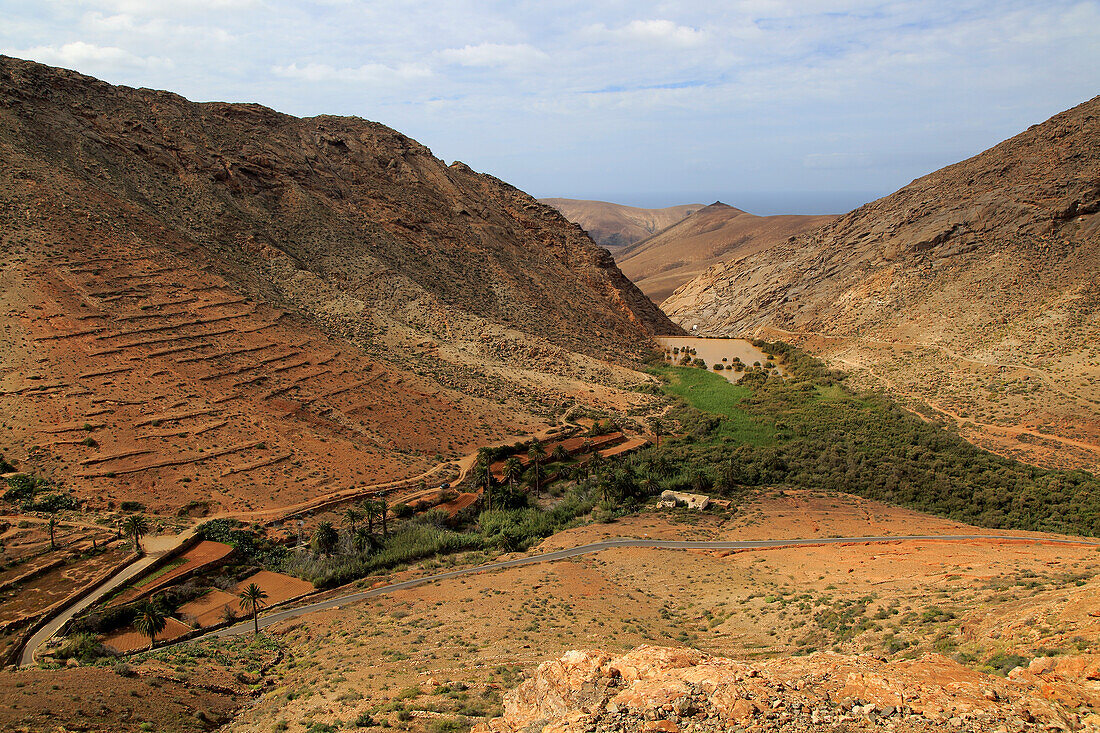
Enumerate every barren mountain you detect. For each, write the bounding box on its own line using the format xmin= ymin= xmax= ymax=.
xmin=0 ymin=55 xmax=676 ymax=514
xmin=540 ymin=198 xmax=701 ymax=248
xmin=664 ymin=97 xmax=1100 ymax=471
xmin=614 ymin=202 xmax=835 ymax=304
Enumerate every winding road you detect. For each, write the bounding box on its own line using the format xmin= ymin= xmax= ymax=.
xmin=200 ymin=533 xmax=1100 ymax=642
xmin=19 ymin=551 xmax=161 ymax=667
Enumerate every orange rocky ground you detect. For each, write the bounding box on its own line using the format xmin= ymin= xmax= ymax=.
xmin=481 ymin=645 xmax=1100 ymax=732
xmin=212 ymin=491 xmax=1098 ymax=733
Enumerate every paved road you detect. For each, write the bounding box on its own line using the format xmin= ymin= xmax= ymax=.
xmin=19 ymin=529 xmax=197 ymax=667
xmin=19 ymin=552 xmax=160 ymax=667
xmin=202 ymin=533 xmax=1100 ymax=641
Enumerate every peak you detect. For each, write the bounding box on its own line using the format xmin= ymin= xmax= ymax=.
xmin=699 ymin=201 xmax=745 ymax=215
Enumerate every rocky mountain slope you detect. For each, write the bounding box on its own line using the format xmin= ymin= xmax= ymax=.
xmin=541 ymin=198 xmax=701 ymax=249
xmin=481 ymin=646 xmax=1100 ymax=733
xmin=614 ymin=202 xmax=834 ymax=303
xmin=0 ymin=55 xmax=675 ymax=513
xmin=663 ymin=97 xmax=1100 ymax=471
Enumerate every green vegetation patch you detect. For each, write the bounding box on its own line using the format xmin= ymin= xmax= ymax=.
xmin=652 ymin=341 xmax=1100 ymax=537
xmin=657 ymin=366 xmax=775 ymax=446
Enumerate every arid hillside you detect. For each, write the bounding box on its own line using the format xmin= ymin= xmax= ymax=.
xmin=540 ymin=198 xmax=701 ymax=249
xmin=164 ymin=495 xmax=1099 ymax=733
xmin=614 ymin=202 xmax=835 ymax=304
xmin=0 ymin=56 xmax=676 ymax=514
xmin=664 ymin=97 xmax=1100 ymax=472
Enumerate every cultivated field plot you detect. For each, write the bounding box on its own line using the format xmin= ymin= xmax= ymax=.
xmin=108 ymin=540 xmax=234 ymax=607
xmin=0 ymin=232 xmax=528 ymax=515
xmin=103 ymin=566 xmax=313 ymax=652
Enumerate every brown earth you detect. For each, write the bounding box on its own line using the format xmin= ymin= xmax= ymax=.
xmin=615 ymin=203 xmax=835 ymax=304
xmin=204 ymin=491 xmax=1098 ymax=733
xmin=662 ymin=96 xmax=1100 ymax=472
xmin=0 ymin=55 xmax=676 ymax=515
xmin=0 ymin=633 xmax=279 ymax=732
xmin=540 ymin=199 xmax=702 ymax=249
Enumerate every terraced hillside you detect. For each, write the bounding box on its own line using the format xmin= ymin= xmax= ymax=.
xmin=0 ymin=56 xmax=674 ymax=514
xmin=1 ymin=230 xmax=532 ymax=514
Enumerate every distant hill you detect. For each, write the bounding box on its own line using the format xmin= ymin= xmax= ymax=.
xmin=614 ymin=202 xmax=835 ymax=304
xmin=540 ymin=198 xmax=701 ymax=248
xmin=664 ymin=96 xmax=1100 ymax=472
xmin=0 ymin=55 xmax=678 ymax=514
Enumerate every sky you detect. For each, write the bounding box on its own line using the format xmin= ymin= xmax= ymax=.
xmin=2 ymin=1 xmax=1098 ymax=215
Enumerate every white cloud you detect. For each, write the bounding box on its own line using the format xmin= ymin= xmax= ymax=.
xmin=78 ymin=0 xmax=259 ymax=14
xmin=436 ymin=43 xmax=548 ymax=68
xmin=82 ymin=12 xmax=236 ymax=43
xmin=3 ymin=41 xmax=172 ymax=71
xmin=2 ymin=1 xmax=1098 ymax=207
xmin=272 ymin=61 xmax=431 ymax=83
xmin=585 ymin=19 xmax=708 ymax=47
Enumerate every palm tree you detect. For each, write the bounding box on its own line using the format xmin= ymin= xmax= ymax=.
xmin=649 ymin=417 xmax=665 ymax=449
xmin=551 ymin=444 xmax=568 ymax=463
xmin=502 ymin=457 xmax=523 ymax=488
xmin=311 ymin=521 xmax=338 ymax=555
xmin=353 ymin=526 xmax=375 ymax=553
xmin=477 ymin=448 xmax=495 ymax=511
xmin=359 ymin=498 xmax=376 ymax=537
xmin=133 ymin=599 xmax=167 ymax=650
xmin=378 ymin=493 xmax=389 ymax=538
xmin=342 ymin=507 xmax=362 ymax=534
xmin=47 ymin=513 xmax=58 ymax=551
xmin=238 ymin=582 xmax=269 ymax=634
xmin=123 ymin=514 xmax=149 ymax=553
xmin=527 ymin=440 xmax=547 ymax=498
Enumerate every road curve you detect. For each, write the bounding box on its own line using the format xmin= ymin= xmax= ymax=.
xmin=201 ymin=533 xmax=1100 ymax=641
xmin=19 ymin=552 xmax=161 ymax=667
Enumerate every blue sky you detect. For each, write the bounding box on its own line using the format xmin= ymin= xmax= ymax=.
xmin=2 ymin=1 xmax=1098 ymax=214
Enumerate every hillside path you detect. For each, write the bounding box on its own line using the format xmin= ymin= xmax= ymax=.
xmin=759 ymin=326 xmax=1097 ymax=412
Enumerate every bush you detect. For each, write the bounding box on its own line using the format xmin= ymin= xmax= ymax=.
xmin=55 ymin=632 xmax=113 ymax=663
xmin=196 ymin=519 xmax=286 ymax=567
xmin=25 ymin=493 xmax=78 ymax=512
xmin=120 ymin=501 xmax=145 ymax=512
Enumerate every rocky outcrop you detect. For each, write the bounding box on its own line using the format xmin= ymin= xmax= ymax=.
xmin=480 ymin=646 xmax=1100 ymax=733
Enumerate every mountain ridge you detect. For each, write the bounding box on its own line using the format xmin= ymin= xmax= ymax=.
xmin=540 ymin=198 xmax=702 ymax=249
xmin=0 ymin=55 xmax=676 ymax=514
xmin=614 ymin=201 xmax=835 ymax=304
xmin=663 ymin=95 xmax=1100 ymax=471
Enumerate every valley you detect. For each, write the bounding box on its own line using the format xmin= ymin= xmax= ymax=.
xmin=0 ymin=53 xmax=1098 ymax=733
xmin=661 ymin=96 xmax=1100 ymax=475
